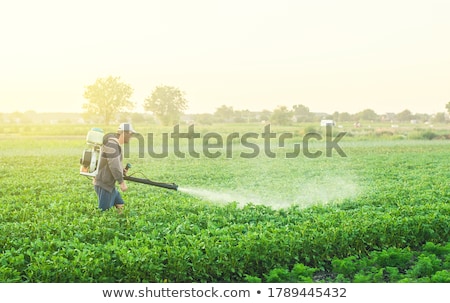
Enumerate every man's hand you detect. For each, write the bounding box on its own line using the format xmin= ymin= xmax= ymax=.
xmin=124 ymin=163 xmax=131 ymax=176
xmin=120 ymin=181 xmax=128 ymax=192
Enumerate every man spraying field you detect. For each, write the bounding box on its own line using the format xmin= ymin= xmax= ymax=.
xmin=79 ymin=122 xmax=178 ymax=213
xmin=93 ymin=123 xmax=136 ymax=213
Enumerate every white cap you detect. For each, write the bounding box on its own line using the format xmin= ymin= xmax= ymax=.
xmin=118 ymin=122 xmax=137 ymax=134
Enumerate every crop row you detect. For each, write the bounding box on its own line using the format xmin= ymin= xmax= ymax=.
xmin=0 ymin=138 xmax=449 ymax=282
xmin=246 ymin=241 xmax=450 ymax=282
xmin=1 ymin=189 xmax=448 ymax=282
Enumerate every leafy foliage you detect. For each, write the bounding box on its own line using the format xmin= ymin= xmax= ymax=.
xmin=143 ymin=86 xmax=188 ymax=126
xmin=82 ymin=76 xmax=134 ymax=125
xmin=0 ymin=131 xmax=449 ymax=282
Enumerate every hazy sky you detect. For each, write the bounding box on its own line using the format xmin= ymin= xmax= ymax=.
xmin=1 ymin=0 xmax=449 ymax=115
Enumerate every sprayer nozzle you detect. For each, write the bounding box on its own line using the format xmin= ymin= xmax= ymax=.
xmin=124 ymin=175 xmax=178 ymax=191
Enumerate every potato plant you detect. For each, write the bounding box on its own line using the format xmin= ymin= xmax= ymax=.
xmin=0 ymin=129 xmax=449 ymax=282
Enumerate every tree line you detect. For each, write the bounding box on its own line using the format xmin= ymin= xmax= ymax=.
xmin=1 ymin=75 xmax=449 ymax=125
xmin=81 ymin=76 xmax=449 ymax=126
xmin=82 ymin=76 xmax=188 ymax=126
xmin=199 ymin=105 xmax=448 ymax=126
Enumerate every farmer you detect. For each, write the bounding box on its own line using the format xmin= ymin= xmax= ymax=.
xmin=93 ymin=122 xmax=136 ymax=213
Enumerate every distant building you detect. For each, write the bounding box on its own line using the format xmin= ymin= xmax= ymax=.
xmin=320 ymin=119 xmax=335 ymax=127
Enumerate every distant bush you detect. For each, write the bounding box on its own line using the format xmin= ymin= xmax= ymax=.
xmin=304 ymin=125 xmax=317 ymax=134
xmin=375 ymin=130 xmax=394 ymax=137
xmin=408 ymin=130 xmax=438 ymax=140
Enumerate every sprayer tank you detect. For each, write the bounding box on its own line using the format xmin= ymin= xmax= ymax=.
xmin=86 ymin=128 xmax=104 ymax=145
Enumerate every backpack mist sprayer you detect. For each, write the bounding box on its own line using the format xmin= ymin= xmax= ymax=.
xmin=79 ymin=127 xmax=104 ymax=177
xmin=79 ymin=127 xmax=178 ymax=191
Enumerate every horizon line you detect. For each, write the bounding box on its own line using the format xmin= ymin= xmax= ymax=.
xmin=0 ymin=109 xmax=447 ymax=116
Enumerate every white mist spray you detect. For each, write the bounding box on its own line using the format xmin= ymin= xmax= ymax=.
xmin=177 ymin=187 xmax=250 ymax=206
xmin=177 ymin=173 xmax=361 ymax=209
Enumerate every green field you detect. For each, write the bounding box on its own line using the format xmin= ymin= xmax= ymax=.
xmin=1 ymin=123 xmax=449 ymax=282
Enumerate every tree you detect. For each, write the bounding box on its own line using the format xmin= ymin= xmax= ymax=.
xmin=331 ymin=111 xmax=340 ymax=122
xmin=271 ymin=105 xmax=294 ymax=125
xmin=396 ymin=109 xmax=413 ymax=122
xmin=82 ymin=76 xmax=134 ymax=125
xmin=432 ymin=112 xmax=447 ymax=123
xmin=355 ymin=109 xmax=378 ymax=121
xmin=214 ymin=105 xmax=234 ymax=122
xmin=339 ymin=112 xmax=352 ymax=122
xmin=234 ymin=109 xmax=251 ymax=123
xmin=415 ymin=113 xmax=430 ymax=123
xmin=292 ymin=104 xmax=312 ymax=122
xmin=260 ymin=109 xmax=272 ymax=122
xmin=144 ymin=85 xmax=188 ymax=126
xmin=445 ymin=102 xmax=450 ymax=115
